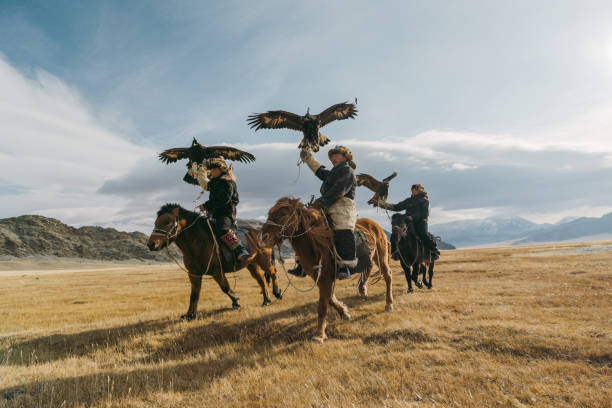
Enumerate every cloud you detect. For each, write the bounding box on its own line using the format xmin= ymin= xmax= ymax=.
xmin=0 ymin=55 xmax=153 ymax=229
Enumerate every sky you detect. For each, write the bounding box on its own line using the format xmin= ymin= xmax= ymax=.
xmin=1 ymin=0 xmax=612 ymax=233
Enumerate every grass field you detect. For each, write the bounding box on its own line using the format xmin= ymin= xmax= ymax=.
xmin=1 ymin=242 xmax=610 ymax=407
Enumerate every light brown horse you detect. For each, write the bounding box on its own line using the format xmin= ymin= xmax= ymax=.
xmin=261 ymin=197 xmax=393 ymax=343
xmin=147 ymin=203 xmax=282 ymax=320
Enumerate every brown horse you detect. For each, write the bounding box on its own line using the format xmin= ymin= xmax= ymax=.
xmin=147 ymin=203 xmax=282 ymax=320
xmin=261 ymin=197 xmax=393 ymax=343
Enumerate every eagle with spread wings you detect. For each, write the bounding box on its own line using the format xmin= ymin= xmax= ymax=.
xmin=158 ymin=138 xmax=255 ymax=185
xmin=356 ymin=172 xmax=398 ymax=205
xmin=247 ymin=101 xmax=358 ymax=151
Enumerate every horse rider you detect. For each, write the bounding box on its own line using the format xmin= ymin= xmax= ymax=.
xmin=288 ymin=146 xmax=358 ymax=280
xmin=198 ymin=158 xmax=250 ymax=261
xmin=374 ymin=183 xmax=440 ymax=261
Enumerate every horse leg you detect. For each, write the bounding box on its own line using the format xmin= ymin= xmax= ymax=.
xmin=210 ymin=268 xmax=241 ymax=309
xmin=357 ymin=264 xmax=372 ymax=300
xmin=381 ymin=259 xmax=394 ymax=312
xmin=329 ymin=295 xmax=351 ymax=320
xmin=312 ymin=273 xmax=333 ymax=343
xmin=182 ymin=273 xmax=202 ymax=321
xmin=246 ymin=263 xmax=272 ymax=306
xmin=260 ymin=255 xmax=282 ymax=300
xmin=403 ymin=262 xmax=414 ymax=293
xmin=412 ymin=263 xmax=423 ymax=289
xmin=427 ymin=262 xmax=434 ymax=289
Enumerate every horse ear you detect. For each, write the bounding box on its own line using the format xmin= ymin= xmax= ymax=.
xmin=172 ymin=207 xmax=180 ymax=217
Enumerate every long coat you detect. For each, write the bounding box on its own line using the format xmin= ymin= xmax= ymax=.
xmin=203 ymin=176 xmax=239 ymax=221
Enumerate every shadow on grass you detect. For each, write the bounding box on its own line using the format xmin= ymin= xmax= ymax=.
xmin=0 ymin=299 xmax=369 ymax=406
xmin=0 ymin=307 xmax=236 ymax=366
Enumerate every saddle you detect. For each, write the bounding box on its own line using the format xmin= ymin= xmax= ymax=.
xmin=352 ymin=226 xmax=375 ymax=274
xmin=208 ymin=218 xmax=253 ymax=265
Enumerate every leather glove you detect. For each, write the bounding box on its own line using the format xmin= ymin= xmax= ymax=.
xmin=300 ymin=148 xmax=310 ymax=161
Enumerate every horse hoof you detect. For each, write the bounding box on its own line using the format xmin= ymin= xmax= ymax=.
xmin=273 ymin=290 xmax=283 ymax=300
xmin=427 ymin=285 xmax=433 ymax=290
xmin=342 ymin=314 xmax=352 ymax=321
xmin=262 ymin=298 xmax=271 ymax=307
xmin=407 ymin=288 xmax=414 ymax=294
xmin=232 ymin=303 xmax=241 ymax=310
xmin=362 ymin=295 xmax=369 ymax=301
xmin=385 ymin=304 xmax=394 ymax=312
xmin=180 ymin=313 xmax=196 ymax=321
xmin=415 ymin=281 xmax=423 ymax=289
xmin=310 ymin=336 xmax=326 ymax=344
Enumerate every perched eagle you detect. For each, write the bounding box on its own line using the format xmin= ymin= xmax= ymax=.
xmin=247 ymin=101 xmax=358 ymax=151
xmin=356 ymin=172 xmax=398 ymax=205
xmin=159 ymin=138 xmax=255 ymax=185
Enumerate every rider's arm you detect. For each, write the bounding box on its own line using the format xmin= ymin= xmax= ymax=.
xmin=301 ymin=149 xmax=329 ymax=181
xmin=377 ymin=197 xmax=410 ymax=212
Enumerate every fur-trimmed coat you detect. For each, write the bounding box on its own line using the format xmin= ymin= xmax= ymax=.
xmin=203 ymin=176 xmax=239 ymax=220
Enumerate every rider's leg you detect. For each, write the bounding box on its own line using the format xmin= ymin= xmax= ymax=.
xmin=214 ymin=217 xmax=250 ymax=261
xmin=334 ymin=229 xmax=357 ymax=280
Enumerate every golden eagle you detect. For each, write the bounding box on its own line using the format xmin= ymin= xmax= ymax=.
xmin=356 ymin=172 xmax=398 ymax=205
xmin=247 ymin=101 xmax=358 ymax=151
xmin=159 ymin=138 xmax=255 ymax=185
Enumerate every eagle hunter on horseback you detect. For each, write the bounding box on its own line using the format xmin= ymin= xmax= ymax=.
xmin=374 ymin=184 xmax=440 ymax=261
xmin=147 ymin=141 xmax=282 ymax=320
xmin=287 ymin=145 xmax=359 ymax=280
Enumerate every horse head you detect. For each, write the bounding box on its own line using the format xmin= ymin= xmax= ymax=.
xmin=261 ymin=197 xmax=331 ymax=248
xmin=147 ymin=204 xmax=189 ymax=251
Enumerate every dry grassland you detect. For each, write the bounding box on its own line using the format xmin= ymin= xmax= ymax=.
xmin=1 ymin=242 xmax=611 ymax=407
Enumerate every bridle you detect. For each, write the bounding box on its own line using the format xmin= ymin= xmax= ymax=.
xmin=151 ymin=219 xmax=179 ymax=241
xmin=150 ymin=213 xmax=202 ymax=243
xmin=262 ymin=204 xmax=317 ymax=242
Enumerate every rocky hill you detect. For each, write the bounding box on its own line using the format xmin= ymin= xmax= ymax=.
xmin=0 ymin=215 xmax=179 ymax=261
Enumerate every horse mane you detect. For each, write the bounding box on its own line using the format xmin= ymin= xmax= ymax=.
xmin=269 ymin=197 xmax=334 ymax=253
xmin=157 ymin=203 xmax=200 ymax=222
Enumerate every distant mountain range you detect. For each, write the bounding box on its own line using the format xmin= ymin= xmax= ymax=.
xmin=430 ymin=212 xmax=612 ymax=248
xmin=0 ymin=215 xmax=455 ymax=262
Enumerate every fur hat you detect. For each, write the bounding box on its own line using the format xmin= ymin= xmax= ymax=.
xmin=207 ymin=158 xmax=228 ymax=172
xmin=411 ymin=183 xmax=428 ymax=197
xmin=328 ymin=145 xmax=356 ymax=169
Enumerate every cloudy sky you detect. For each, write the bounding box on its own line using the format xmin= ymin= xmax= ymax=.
xmin=1 ymin=0 xmax=612 ymax=233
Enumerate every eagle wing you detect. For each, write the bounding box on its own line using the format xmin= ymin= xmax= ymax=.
xmin=317 ymin=102 xmax=358 ymax=127
xmin=247 ymin=110 xmax=304 ymax=132
xmin=382 ymin=171 xmax=398 ymax=183
xmin=159 ymin=144 xmax=255 ymax=164
xmin=202 ymin=146 xmax=256 ymax=163
xmin=158 ymin=148 xmax=190 ymax=164
xmin=356 ymin=173 xmax=381 ymax=192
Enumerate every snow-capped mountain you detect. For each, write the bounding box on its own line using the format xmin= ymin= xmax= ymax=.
xmin=430 ymin=212 xmax=612 ymax=248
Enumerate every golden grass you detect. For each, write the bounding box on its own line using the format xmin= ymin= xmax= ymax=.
xmin=1 ymin=242 xmax=610 ymax=407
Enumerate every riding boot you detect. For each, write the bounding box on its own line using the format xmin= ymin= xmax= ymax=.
xmin=220 ymin=230 xmax=250 ymax=262
xmin=287 ymin=261 xmax=305 ymax=277
xmin=422 ymin=232 xmax=440 ymax=261
xmin=334 ymin=229 xmax=357 ymax=280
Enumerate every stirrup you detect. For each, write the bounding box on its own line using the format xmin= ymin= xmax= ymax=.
xmin=336 ymin=266 xmax=351 ymax=280
xmin=234 ymin=246 xmax=250 ymax=261
xmin=287 ymin=263 xmax=305 ymax=277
